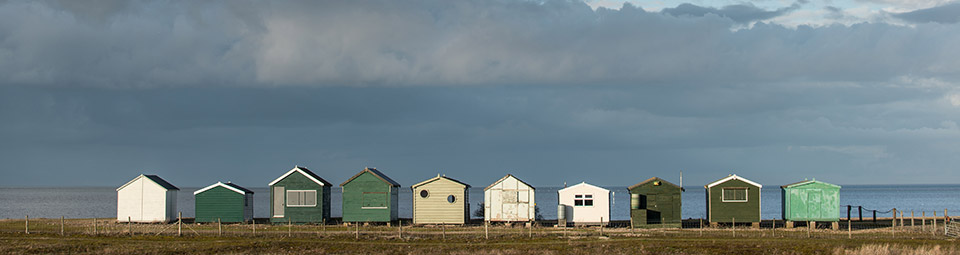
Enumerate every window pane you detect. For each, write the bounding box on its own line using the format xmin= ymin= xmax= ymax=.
xmin=585 ymin=199 xmax=593 ymax=206
xmin=575 ymin=199 xmax=583 ymax=206
xmin=287 ymin=191 xmax=300 ymax=206
xmin=575 ymin=195 xmax=583 ymax=198
xmin=304 ymin=191 xmax=317 ymax=206
xmin=585 ymin=195 xmax=593 ymax=198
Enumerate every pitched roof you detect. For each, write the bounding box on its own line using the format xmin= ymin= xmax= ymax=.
xmin=558 ymin=182 xmax=609 ymax=193
xmin=780 ymin=179 xmax=841 ymax=189
xmin=340 ymin=167 xmax=401 ymax=187
xmin=117 ymin=174 xmax=179 ymax=191
xmin=194 ymin=181 xmax=254 ymax=195
xmin=268 ymin=166 xmax=332 ymax=187
xmin=628 ymin=177 xmax=685 ymax=191
xmin=411 ymin=174 xmax=471 ymax=188
xmin=484 ymin=174 xmax=536 ymax=191
xmin=705 ymin=174 xmax=762 ymax=188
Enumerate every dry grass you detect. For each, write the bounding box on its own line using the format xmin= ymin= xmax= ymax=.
xmin=836 ymin=244 xmax=958 ymax=255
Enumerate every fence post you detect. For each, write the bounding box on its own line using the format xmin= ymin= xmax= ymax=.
xmin=218 ymin=218 xmax=222 ymax=237
xmin=442 ymin=223 xmax=446 ymax=240
xmin=178 ymin=212 xmax=182 ymax=237
xmin=772 ymin=219 xmax=776 ymax=238
xmin=872 ymin=210 xmax=876 ymax=223
xmin=892 ymin=208 xmax=897 ymax=230
xmin=128 ymin=216 xmax=132 ymax=236
xmin=600 ymin=217 xmax=604 ymax=236
xmin=933 ymin=211 xmax=938 ymax=234
xmin=252 ymin=218 xmax=255 ymax=235
xmin=848 ymin=219 xmax=851 ymax=239
xmin=398 ymin=220 xmax=402 ymax=239
xmin=93 ymin=218 xmax=97 ymax=235
xmin=900 ymin=210 xmax=904 ymax=227
xmin=61 ymin=216 xmax=64 ymax=236
xmin=911 ymin=211 xmax=915 ymax=228
xmin=699 ymin=218 xmax=703 ymax=237
xmin=355 ymin=223 xmax=359 ymax=240
xmin=484 ymin=221 xmax=488 ymax=239
xmin=732 ymin=217 xmax=736 ymax=238
xmin=528 ymin=222 xmax=532 ymax=238
xmin=630 ymin=218 xmax=634 ymax=234
xmin=923 ymin=211 xmax=926 ymax=231
xmin=807 ymin=221 xmax=811 ymax=238
xmin=25 ymin=215 xmax=29 ymax=234
xmin=288 ymin=218 xmax=292 ymax=237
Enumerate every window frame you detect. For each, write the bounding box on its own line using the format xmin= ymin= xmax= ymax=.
xmin=286 ymin=190 xmax=318 ymax=207
xmin=721 ymin=188 xmax=748 ymax=202
xmin=574 ymin=194 xmax=594 ymax=207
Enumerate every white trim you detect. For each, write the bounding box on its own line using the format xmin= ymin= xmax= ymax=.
xmin=269 ymin=167 xmax=327 ymax=187
xmin=705 ymin=174 xmax=762 ymax=188
xmin=720 ymin=187 xmax=748 ymax=202
xmin=194 ymin=182 xmax=246 ymax=195
xmin=116 ymin=174 xmax=176 ymax=191
xmin=286 ymin=190 xmax=318 ymax=207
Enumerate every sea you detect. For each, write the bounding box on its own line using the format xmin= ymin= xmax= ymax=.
xmin=2 ymin=185 xmax=958 ymax=220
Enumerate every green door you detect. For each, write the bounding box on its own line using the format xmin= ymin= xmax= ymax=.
xmin=657 ymin=194 xmax=671 ymax=224
xmin=647 ymin=194 xmax=660 ymax=223
xmin=808 ymin=189 xmax=822 ymax=220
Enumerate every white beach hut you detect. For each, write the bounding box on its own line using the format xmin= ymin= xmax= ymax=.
xmin=116 ymin=174 xmax=179 ymax=223
xmin=484 ymin=174 xmax=536 ymax=222
xmin=558 ymin=182 xmax=610 ymax=226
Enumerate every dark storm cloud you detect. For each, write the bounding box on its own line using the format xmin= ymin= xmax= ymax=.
xmin=2 ymin=0 xmax=960 ymax=187
xmin=894 ymin=2 xmax=960 ymax=23
xmin=660 ymin=1 xmax=804 ymax=24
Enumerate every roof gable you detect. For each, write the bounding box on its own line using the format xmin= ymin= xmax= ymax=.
xmin=411 ymin=174 xmax=471 ymax=188
xmin=628 ymin=177 xmax=684 ymax=191
xmin=340 ymin=168 xmax=401 ymax=187
xmin=780 ymin=179 xmax=841 ymax=189
xmin=194 ymin=182 xmax=254 ymax=195
xmin=117 ymin=174 xmax=179 ymax=191
xmin=705 ymin=174 xmax=762 ymax=188
xmin=484 ymin=174 xmax=535 ymax=191
xmin=269 ymin=166 xmax=332 ymax=187
xmin=558 ymin=182 xmax=609 ymax=193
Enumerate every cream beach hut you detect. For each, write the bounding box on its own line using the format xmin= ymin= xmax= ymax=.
xmin=116 ymin=174 xmax=179 ymax=223
xmin=411 ymin=174 xmax=471 ymax=225
xmin=558 ymin=182 xmax=610 ymax=226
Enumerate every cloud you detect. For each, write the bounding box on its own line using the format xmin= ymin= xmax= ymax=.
xmin=660 ymin=1 xmax=805 ymax=24
xmin=0 ymin=0 xmax=958 ymax=89
xmin=893 ymin=2 xmax=960 ymax=23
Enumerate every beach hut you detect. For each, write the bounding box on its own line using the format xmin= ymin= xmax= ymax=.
xmin=340 ymin=167 xmax=401 ymax=223
xmin=628 ymin=177 xmax=684 ymax=228
xmin=484 ymin=174 xmax=536 ymax=222
xmin=781 ymin=179 xmax=841 ymax=228
xmin=705 ymin=174 xmax=762 ymax=227
xmin=268 ymin=166 xmax=332 ymax=224
xmin=116 ymin=174 xmax=179 ymax=223
xmin=194 ymin=182 xmax=254 ymax=223
xmin=411 ymin=174 xmax=471 ymax=225
xmin=558 ymin=182 xmax=610 ymax=226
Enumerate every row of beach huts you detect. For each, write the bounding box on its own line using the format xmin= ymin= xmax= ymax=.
xmin=117 ymin=166 xmax=841 ymax=228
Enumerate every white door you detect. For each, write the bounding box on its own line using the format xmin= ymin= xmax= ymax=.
xmin=273 ymin=187 xmax=284 ymax=217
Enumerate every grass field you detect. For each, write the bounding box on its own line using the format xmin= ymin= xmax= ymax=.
xmin=1 ymin=218 xmax=957 ymax=254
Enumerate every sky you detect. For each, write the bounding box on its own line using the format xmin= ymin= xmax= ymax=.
xmin=1 ymin=0 xmax=960 ymax=188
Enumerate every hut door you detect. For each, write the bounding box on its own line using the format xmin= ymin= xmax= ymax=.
xmin=808 ymin=189 xmax=822 ymax=219
xmin=647 ymin=194 xmax=660 ymax=224
xmin=273 ymin=187 xmax=285 ymax=217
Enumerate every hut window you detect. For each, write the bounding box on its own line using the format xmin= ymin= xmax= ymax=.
xmin=362 ymin=192 xmax=388 ymax=209
xmin=574 ymin=194 xmax=593 ymax=207
xmin=419 ymin=190 xmax=429 ymax=198
xmin=287 ymin=190 xmax=317 ymax=207
xmin=447 ymin=195 xmax=456 ymax=203
xmin=721 ymin=188 xmax=748 ymax=202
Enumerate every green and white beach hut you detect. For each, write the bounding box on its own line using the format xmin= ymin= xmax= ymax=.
xmin=194 ymin=182 xmax=254 ymax=223
xmin=411 ymin=174 xmax=471 ymax=225
xmin=781 ymin=179 xmax=841 ymax=223
xmin=269 ymin=166 xmax=332 ymax=224
xmin=705 ymin=174 xmax=762 ymax=226
xmin=340 ymin=167 xmax=401 ymax=223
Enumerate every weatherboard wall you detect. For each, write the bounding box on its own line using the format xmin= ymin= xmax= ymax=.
xmin=628 ymin=177 xmax=682 ymax=227
xmin=195 ymin=186 xmax=253 ymax=223
xmin=412 ymin=177 xmax=469 ymax=224
xmin=707 ymin=179 xmax=761 ymax=223
xmin=342 ymin=171 xmax=399 ymax=222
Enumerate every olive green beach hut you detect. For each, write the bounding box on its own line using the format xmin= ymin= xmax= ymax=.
xmin=340 ymin=167 xmax=401 ymax=223
xmin=269 ymin=166 xmax=332 ymax=224
xmin=194 ymin=182 xmax=254 ymax=223
xmin=628 ymin=177 xmax=683 ymax=228
xmin=411 ymin=174 xmax=471 ymax=225
xmin=705 ymin=174 xmax=762 ymax=227
xmin=781 ymin=179 xmax=841 ymax=228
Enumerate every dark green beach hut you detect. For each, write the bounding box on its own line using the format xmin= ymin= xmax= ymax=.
xmin=628 ymin=177 xmax=684 ymax=228
xmin=269 ymin=166 xmax=332 ymax=224
xmin=194 ymin=182 xmax=254 ymax=223
xmin=781 ymin=179 xmax=841 ymax=222
xmin=705 ymin=174 xmax=762 ymax=225
xmin=340 ymin=167 xmax=401 ymax=223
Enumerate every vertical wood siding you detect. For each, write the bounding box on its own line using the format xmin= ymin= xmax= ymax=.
xmin=342 ymin=171 xmax=398 ymax=222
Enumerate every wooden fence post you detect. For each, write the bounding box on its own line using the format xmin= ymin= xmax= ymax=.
xmin=732 ymin=217 xmax=736 ymax=238
xmin=218 ymin=218 xmax=222 ymax=237
xmin=699 ymin=218 xmax=703 ymax=237
xmin=528 ymin=222 xmax=532 ymax=238
xmin=398 ymin=220 xmax=403 ymax=239
xmin=25 ymin=215 xmax=29 ymax=234
xmin=442 ymin=223 xmax=446 ymax=240
xmin=128 ymin=216 xmax=132 ymax=236
xmin=911 ymin=211 xmax=915 ymax=228
xmin=848 ymin=219 xmax=851 ymax=239
xmin=93 ymin=218 xmax=97 ymax=235
xmin=600 ymin=217 xmax=604 ymax=236
xmin=178 ymin=212 xmax=182 ymax=237
xmin=252 ymin=219 xmax=256 ymax=235
xmin=807 ymin=221 xmax=811 ymax=238
xmin=61 ymin=216 xmax=64 ymax=236
xmin=934 ymin=211 xmax=938 ymax=234
xmin=923 ymin=211 xmax=926 ymax=231
xmin=288 ymin=219 xmax=292 ymax=237
xmin=484 ymin=221 xmax=488 ymax=239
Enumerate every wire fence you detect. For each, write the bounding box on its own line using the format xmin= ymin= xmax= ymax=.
xmin=2 ymin=210 xmax=954 ymax=240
